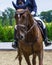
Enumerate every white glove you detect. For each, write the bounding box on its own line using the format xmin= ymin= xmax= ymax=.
xmin=31 ymin=11 xmax=35 ymax=16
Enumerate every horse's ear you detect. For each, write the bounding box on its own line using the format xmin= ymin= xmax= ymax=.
xmin=26 ymin=10 xmax=31 ymax=18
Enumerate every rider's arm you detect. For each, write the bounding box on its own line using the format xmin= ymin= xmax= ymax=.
xmin=33 ymin=0 xmax=37 ymax=14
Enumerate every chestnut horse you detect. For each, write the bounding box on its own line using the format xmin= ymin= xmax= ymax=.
xmin=15 ymin=9 xmax=43 ymax=65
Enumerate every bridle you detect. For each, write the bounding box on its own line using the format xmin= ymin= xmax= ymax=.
xmin=15 ymin=9 xmax=36 ymax=40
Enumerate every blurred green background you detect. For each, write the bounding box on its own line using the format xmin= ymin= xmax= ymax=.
xmin=0 ymin=8 xmax=52 ymax=42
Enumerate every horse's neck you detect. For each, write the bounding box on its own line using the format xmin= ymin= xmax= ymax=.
xmin=29 ymin=16 xmax=37 ymax=31
xmin=25 ymin=18 xmax=38 ymax=42
xmin=28 ymin=16 xmax=34 ymax=27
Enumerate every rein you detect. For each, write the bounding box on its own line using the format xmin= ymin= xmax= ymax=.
xmin=25 ymin=23 xmax=35 ymax=34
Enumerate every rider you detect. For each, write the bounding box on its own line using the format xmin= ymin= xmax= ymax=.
xmin=12 ymin=0 xmax=51 ymax=48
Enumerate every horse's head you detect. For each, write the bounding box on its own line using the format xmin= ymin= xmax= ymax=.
xmin=15 ymin=8 xmax=34 ymax=40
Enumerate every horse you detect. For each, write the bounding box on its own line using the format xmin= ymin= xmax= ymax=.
xmin=15 ymin=8 xmax=43 ymax=65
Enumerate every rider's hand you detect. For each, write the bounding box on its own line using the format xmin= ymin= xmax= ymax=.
xmin=31 ymin=11 xmax=36 ymax=16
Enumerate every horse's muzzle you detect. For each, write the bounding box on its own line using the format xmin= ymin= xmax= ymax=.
xmin=16 ymin=24 xmax=26 ymax=40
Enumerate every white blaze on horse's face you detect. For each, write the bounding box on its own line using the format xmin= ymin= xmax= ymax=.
xmin=20 ymin=31 xmax=25 ymax=40
xmin=18 ymin=14 xmax=20 ymax=18
xmin=18 ymin=14 xmax=21 ymax=22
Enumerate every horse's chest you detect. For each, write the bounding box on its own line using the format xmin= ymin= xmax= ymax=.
xmin=25 ymin=33 xmax=35 ymax=42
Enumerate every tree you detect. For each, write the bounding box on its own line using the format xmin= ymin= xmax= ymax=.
xmin=1 ymin=8 xmax=15 ymax=26
xmin=2 ymin=11 xmax=7 ymax=26
xmin=5 ymin=8 xmax=15 ymax=26
xmin=40 ymin=10 xmax=52 ymax=22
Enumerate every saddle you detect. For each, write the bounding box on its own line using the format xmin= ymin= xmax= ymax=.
xmin=34 ymin=19 xmax=44 ymax=39
xmin=36 ymin=20 xmax=44 ymax=38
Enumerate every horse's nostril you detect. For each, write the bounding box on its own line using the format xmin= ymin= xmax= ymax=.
xmin=21 ymin=35 xmax=23 ymax=39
